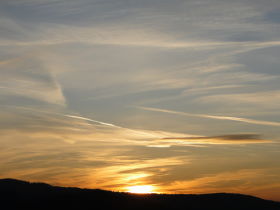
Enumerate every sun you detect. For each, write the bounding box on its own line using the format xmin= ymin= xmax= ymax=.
xmin=126 ymin=185 xmax=155 ymax=194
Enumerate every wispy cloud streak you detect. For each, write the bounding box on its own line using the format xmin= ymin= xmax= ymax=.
xmin=136 ymin=106 xmax=280 ymax=127
xmin=64 ymin=115 xmax=122 ymax=128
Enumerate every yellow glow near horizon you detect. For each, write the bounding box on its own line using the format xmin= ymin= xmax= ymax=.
xmin=126 ymin=185 xmax=156 ymax=194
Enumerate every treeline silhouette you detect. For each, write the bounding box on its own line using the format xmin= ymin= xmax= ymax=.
xmin=0 ymin=179 xmax=279 ymax=210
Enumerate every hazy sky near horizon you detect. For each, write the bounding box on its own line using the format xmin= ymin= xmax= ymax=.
xmin=1 ymin=0 xmax=280 ymax=200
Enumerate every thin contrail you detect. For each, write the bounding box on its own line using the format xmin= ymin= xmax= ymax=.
xmin=64 ymin=114 xmax=160 ymax=137
xmin=136 ymin=106 xmax=280 ymax=127
xmin=3 ymin=105 xmax=123 ymax=129
xmin=65 ymin=115 xmax=122 ymax=128
xmin=3 ymin=105 xmax=159 ymax=136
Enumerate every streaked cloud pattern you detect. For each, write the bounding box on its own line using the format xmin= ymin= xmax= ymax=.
xmin=0 ymin=0 xmax=280 ymax=201
xmin=136 ymin=106 xmax=280 ymax=127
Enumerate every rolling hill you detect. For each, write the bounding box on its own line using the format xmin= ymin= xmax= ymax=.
xmin=0 ymin=178 xmax=279 ymax=210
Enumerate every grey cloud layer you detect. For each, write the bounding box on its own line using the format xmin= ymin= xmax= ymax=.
xmin=161 ymin=134 xmax=268 ymax=144
xmin=0 ymin=55 xmax=65 ymax=105
xmin=1 ymin=0 xmax=279 ymax=142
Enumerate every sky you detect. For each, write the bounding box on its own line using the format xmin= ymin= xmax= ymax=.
xmin=0 ymin=0 xmax=280 ymax=200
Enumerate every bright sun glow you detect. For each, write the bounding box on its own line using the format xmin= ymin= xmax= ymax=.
xmin=126 ymin=185 xmax=155 ymax=194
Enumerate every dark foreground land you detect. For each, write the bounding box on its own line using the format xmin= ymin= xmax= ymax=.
xmin=0 ymin=179 xmax=279 ymax=210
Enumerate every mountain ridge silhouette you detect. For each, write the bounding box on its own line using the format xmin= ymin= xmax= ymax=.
xmin=1 ymin=178 xmax=279 ymax=210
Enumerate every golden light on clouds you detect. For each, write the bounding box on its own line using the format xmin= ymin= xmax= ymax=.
xmin=124 ymin=173 xmax=151 ymax=182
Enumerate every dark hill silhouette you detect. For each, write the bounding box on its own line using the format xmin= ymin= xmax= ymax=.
xmin=0 ymin=178 xmax=279 ymax=210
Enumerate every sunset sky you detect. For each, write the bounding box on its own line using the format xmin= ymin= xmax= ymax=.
xmin=1 ymin=0 xmax=280 ymax=200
